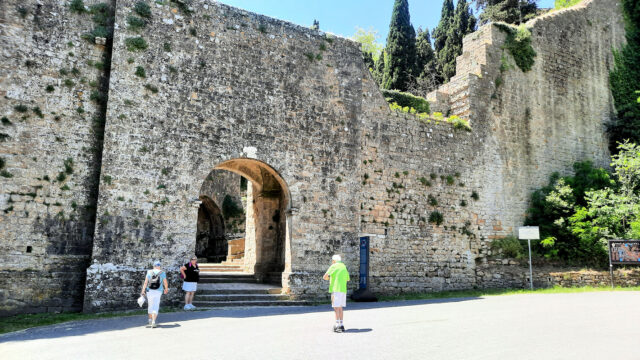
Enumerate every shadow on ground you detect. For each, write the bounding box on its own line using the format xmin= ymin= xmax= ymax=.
xmin=0 ymin=296 xmax=480 ymax=343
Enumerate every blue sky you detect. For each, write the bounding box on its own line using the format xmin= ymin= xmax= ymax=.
xmin=217 ymin=0 xmax=556 ymax=44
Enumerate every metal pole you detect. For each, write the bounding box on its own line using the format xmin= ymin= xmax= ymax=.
xmin=608 ymin=241 xmax=614 ymax=289
xmin=528 ymin=238 xmax=533 ymax=290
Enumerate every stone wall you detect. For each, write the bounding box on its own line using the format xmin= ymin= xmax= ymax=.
xmin=0 ymin=0 xmax=111 ymax=315
xmin=0 ymin=0 xmax=634 ymax=315
xmin=83 ymin=0 xmax=365 ymax=311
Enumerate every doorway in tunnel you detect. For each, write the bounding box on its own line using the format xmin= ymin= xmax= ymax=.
xmin=196 ymin=159 xmax=292 ymax=286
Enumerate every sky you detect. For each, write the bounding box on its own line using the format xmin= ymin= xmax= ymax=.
xmin=217 ymin=0 xmax=557 ymax=45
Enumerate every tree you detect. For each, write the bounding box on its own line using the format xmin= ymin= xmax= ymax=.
xmin=435 ymin=0 xmax=477 ymax=82
xmin=609 ymin=0 xmax=640 ymax=151
xmin=372 ymin=50 xmax=386 ymax=86
xmin=412 ymin=27 xmax=441 ymax=94
xmin=474 ymin=0 xmax=538 ymax=25
xmin=382 ymin=0 xmax=417 ymax=91
xmin=352 ymin=27 xmax=383 ymax=62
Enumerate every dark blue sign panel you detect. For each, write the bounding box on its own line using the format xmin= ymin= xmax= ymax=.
xmin=359 ymin=236 xmax=370 ymax=289
xmin=609 ymin=240 xmax=640 ymax=265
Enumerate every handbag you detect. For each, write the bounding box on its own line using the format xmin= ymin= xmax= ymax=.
xmin=137 ymin=295 xmax=146 ymax=307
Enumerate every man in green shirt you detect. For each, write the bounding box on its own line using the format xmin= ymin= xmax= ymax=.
xmin=323 ymin=254 xmax=350 ymax=333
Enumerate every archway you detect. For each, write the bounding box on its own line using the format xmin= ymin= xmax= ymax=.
xmin=197 ymin=159 xmax=292 ymax=287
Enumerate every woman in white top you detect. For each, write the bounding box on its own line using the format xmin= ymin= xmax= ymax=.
xmin=140 ymin=260 xmax=169 ymax=328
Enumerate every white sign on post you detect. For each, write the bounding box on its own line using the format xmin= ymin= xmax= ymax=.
xmin=518 ymin=226 xmax=540 ymax=290
xmin=518 ymin=226 xmax=540 ymax=240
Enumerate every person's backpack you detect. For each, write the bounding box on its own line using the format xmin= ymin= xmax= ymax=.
xmin=148 ymin=271 xmax=163 ymax=290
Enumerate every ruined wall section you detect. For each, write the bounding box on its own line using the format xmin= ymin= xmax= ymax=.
xmin=84 ymin=0 xmax=366 ymax=310
xmin=473 ymin=0 xmax=624 ymax=241
xmin=0 ymin=1 xmax=111 ymax=315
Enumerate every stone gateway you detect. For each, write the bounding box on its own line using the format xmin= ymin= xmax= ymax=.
xmin=0 ymin=0 xmax=626 ymax=315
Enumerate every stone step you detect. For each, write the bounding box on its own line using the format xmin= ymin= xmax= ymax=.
xmin=198 ymin=288 xmax=282 ymax=295
xmin=196 ymin=294 xmax=291 ymax=301
xmin=198 ymin=273 xmax=257 ymax=283
xmin=191 ymin=300 xmax=311 ymax=307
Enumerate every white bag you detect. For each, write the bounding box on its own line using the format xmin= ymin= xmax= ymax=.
xmin=137 ymin=295 xmax=146 ymax=307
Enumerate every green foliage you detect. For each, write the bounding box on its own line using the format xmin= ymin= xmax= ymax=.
xmin=1 ymin=117 xmax=11 ymax=125
xmin=103 ymin=175 xmax=112 ymax=184
xmin=69 ymin=0 xmax=86 ymax=13
xmin=490 ymin=236 xmax=524 ymax=258
xmin=429 ymin=211 xmax=444 ymax=226
xmin=32 ymin=107 xmax=43 ymax=118
xmin=414 ymin=27 xmax=440 ymax=93
xmin=56 ymin=172 xmax=66 ymax=182
xmin=428 ymin=194 xmax=438 ymax=206
xmin=222 ymin=195 xmax=244 ymax=219
xmin=17 ymin=6 xmax=28 ymax=18
xmin=554 ymin=0 xmax=582 ymax=9
xmin=125 ymin=37 xmax=148 ymax=51
xmin=609 ymin=0 xmax=640 ymax=150
xmin=134 ymin=1 xmax=152 ymax=18
xmin=169 ymin=0 xmax=193 ymax=15
xmin=446 ymin=175 xmax=455 ymax=185
xmin=476 ymin=0 xmax=538 ymax=25
xmin=45 ymin=85 xmax=55 ymax=93
xmin=127 ymin=16 xmax=147 ymax=31
xmin=135 ymin=66 xmax=146 ymax=78
xmin=382 ymin=89 xmax=430 ymax=113
xmin=0 ymin=158 xmax=4 ymax=170
xmin=439 ymin=0 xmax=477 ymax=82
xmin=352 ymin=27 xmax=383 ymax=62
xmin=144 ymin=84 xmax=158 ymax=93
xmin=65 ymin=79 xmax=75 ymax=87
xmin=471 ymin=190 xmax=479 ymax=200
xmin=499 ymin=24 xmax=536 ymax=72
xmin=0 ymin=170 xmax=13 ymax=178
xmin=525 ymin=160 xmax=615 ymax=267
xmin=14 ymin=104 xmax=28 ymax=113
xmin=450 ymin=115 xmax=472 ymax=131
xmin=64 ymin=158 xmax=74 ymax=175
xmin=382 ymin=0 xmax=416 ymax=91
xmin=163 ymin=42 xmax=171 ymax=52
xmin=90 ymin=90 xmax=106 ymax=105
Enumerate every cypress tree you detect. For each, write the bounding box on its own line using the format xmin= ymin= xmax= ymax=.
xmin=433 ymin=0 xmax=455 ymax=55
xmin=475 ymin=0 xmax=538 ymax=25
xmin=437 ymin=0 xmax=477 ymax=82
xmin=372 ymin=51 xmax=386 ymax=86
xmin=609 ymin=0 xmax=640 ymax=150
xmin=414 ymin=27 xmax=441 ymax=93
xmin=382 ymin=0 xmax=417 ymax=91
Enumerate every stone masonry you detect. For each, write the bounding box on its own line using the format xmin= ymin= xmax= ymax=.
xmin=0 ymin=0 xmax=631 ymax=315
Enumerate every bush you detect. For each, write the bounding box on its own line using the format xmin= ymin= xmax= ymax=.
xmin=134 ymin=2 xmax=152 ymax=18
xmin=381 ymin=89 xmax=430 ymax=114
xmin=428 ymin=211 xmax=443 ymax=226
xmin=125 ymin=37 xmax=148 ymax=51
xmin=69 ymin=0 xmax=85 ymax=13
xmin=490 ymin=236 xmax=524 ymax=258
xmin=127 ymin=16 xmax=146 ymax=31
xmin=497 ymin=24 xmax=536 ymax=72
xmin=554 ymin=0 xmax=582 ymax=9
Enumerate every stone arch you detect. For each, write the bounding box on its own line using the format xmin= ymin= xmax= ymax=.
xmin=198 ymin=158 xmax=292 ymax=288
xmin=195 ymin=196 xmax=226 ymax=262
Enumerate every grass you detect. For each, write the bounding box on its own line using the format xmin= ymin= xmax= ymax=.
xmin=378 ymin=285 xmax=640 ymax=302
xmin=0 ymin=307 xmax=180 ymax=335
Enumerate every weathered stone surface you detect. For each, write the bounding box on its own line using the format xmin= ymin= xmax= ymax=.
xmin=0 ymin=0 xmax=633 ymax=315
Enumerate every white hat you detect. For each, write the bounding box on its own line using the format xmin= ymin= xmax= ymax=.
xmin=332 ymin=254 xmax=341 ymax=262
xmin=153 ymin=260 xmax=161 ymax=267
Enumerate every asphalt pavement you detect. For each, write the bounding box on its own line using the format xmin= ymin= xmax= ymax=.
xmin=1 ymin=291 xmax=638 ymax=360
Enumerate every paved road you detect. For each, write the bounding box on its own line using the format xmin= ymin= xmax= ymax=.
xmin=1 ymin=291 xmax=638 ymax=360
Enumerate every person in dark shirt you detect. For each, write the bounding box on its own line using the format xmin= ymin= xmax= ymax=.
xmin=180 ymin=256 xmax=200 ymax=310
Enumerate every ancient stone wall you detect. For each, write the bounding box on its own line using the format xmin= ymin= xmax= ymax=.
xmin=0 ymin=0 xmax=633 ymax=315
xmin=0 ymin=0 xmax=111 ymax=315
xmin=83 ymin=0 xmax=365 ymax=311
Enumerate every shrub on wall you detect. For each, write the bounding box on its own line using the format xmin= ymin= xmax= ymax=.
xmin=381 ymin=89 xmax=430 ymax=114
xmin=490 ymin=236 xmax=524 ymax=258
xmin=496 ymin=24 xmax=536 ymax=72
xmin=554 ymin=0 xmax=582 ymax=9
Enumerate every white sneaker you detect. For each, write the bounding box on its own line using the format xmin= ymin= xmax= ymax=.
xmin=151 ymin=321 xmax=157 ymax=328
xmin=183 ymin=305 xmax=190 ymax=310
xmin=189 ymin=304 xmax=196 ymax=310
xmin=146 ymin=319 xmax=152 ymax=328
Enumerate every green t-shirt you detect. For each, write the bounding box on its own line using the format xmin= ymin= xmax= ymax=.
xmin=326 ymin=262 xmax=350 ymax=293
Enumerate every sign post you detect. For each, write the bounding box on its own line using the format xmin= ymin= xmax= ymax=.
xmin=518 ymin=226 xmax=540 ymax=290
xmin=608 ymin=240 xmax=640 ymax=288
xmin=351 ymin=236 xmax=377 ymax=302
